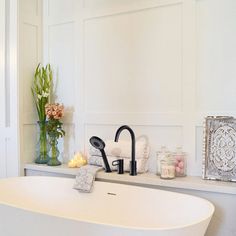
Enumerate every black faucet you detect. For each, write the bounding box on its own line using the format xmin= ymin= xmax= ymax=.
xmin=114 ymin=125 xmax=137 ymax=176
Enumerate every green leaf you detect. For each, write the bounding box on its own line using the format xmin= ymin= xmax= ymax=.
xmin=31 ymin=63 xmax=53 ymax=121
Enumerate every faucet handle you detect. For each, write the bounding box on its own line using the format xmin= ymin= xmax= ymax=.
xmin=112 ymin=159 xmax=124 ymax=174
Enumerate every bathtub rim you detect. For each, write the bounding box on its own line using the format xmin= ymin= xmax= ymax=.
xmin=0 ymin=176 xmax=215 ymax=232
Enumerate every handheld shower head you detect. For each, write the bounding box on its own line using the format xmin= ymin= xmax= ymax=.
xmin=89 ymin=136 xmax=105 ymax=150
xmin=89 ymin=136 xmax=112 ymax=173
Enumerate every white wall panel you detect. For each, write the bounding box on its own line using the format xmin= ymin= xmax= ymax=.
xmin=58 ymin=124 xmax=76 ymax=163
xmin=43 ymin=0 xmax=195 ymax=173
xmin=48 ymin=0 xmax=75 ymax=20
xmin=20 ymin=0 xmax=76 ymax=169
xmin=195 ymin=126 xmax=204 ymax=176
xmin=43 ymin=0 xmax=236 ymax=176
xmin=0 ymin=0 xmax=6 ymax=127
xmin=48 ymin=23 xmax=75 ymax=107
xmin=84 ymin=4 xmax=182 ymax=113
xmin=22 ymin=24 xmax=39 ymax=120
xmin=19 ymin=0 xmax=42 ymax=174
xmin=43 ymin=0 xmax=77 ymax=161
xmin=23 ymin=125 xmax=37 ymax=164
xmin=21 ymin=0 xmax=38 ymax=17
xmin=196 ymin=0 xmax=236 ymax=113
xmin=79 ymin=1 xmax=192 ymax=174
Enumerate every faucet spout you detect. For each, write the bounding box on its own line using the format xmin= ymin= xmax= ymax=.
xmin=114 ymin=125 xmax=137 ymax=176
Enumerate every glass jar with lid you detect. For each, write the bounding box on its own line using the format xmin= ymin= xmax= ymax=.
xmin=160 ymin=154 xmax=175 ymax=179
xmin=156 ymin=146 xmax=170 ymax=175
xmin=173 ymin=147 xmax=187 ymax=177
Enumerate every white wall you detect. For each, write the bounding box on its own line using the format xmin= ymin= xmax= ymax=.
xmin=41 ymin=0 xmax=236 ymax=177
xmin=19 ymin=1 xmax=236 ymax=235
xmin=19 ymin=0 xmax=42 ymax=173
xmin=0 ymin=0 xmax=19 ymax=178
xmin=43 ymin=0 xmax=76 ymax=163
xmin=195 ymin=0 xmax=236 ymax=176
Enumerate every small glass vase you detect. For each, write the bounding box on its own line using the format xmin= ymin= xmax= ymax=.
xmin=47 ymin=135 xmax=61 ymax=166
xmin=35 ymin=121 xmax=49 ymax=164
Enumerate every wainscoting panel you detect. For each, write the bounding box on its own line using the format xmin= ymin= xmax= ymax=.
xmin=84 ymin=3 xmax=182 ymax=113
xmin=48 ymin=0 xmax=75 ymax=21
xmin=42 ymin=0 xmax=236 ymax=177
xmin=196 ymin=0 xmax=236 ymax=113
xmin=43 ymin=0 xmax=77 ymax=161
xmin=0 ymin=0 xmax=6 ymax=127
xmin=22 ymin=23 xmax=39 ymax=121
xmin=42 ymin=0 xmax=201 ymax=173
xmin=48 ymin=23 xmax=75 ymax=107
xmin=80 ymin=0 xmax=196 ymax=173
xmin=19 ymin=0 xmax=42 ymax=173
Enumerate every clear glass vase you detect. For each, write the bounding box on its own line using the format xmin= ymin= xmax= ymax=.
xmin=47 ymin=135 xmax=61 ymax=166
xmin=35 ymin=121 xmax=50 ymax=164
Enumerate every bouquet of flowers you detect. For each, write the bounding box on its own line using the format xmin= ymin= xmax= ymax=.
xmin=31 ymin=64 xmax=53 ymax=164
xmin=45 ymin=103 xmax=65 ymax=166
xmin=45 ymin=103 xmax=65 ymax=138
xmin=31 ymin=64 xmax=52 ymax=122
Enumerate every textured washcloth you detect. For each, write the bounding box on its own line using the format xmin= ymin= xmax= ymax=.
xmin=90 ymin=140 xmax=149 ymax=159
xmin=88 ymin=155 xmax=118 ymax=171
xmin=74 ymin=165 xmax=103 ymax=193
xmin=123 ymin=158 xmax=149 ymax=173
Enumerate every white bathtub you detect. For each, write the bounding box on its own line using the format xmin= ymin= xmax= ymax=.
xmin=0 ymin=176 xmax=214 ymax=236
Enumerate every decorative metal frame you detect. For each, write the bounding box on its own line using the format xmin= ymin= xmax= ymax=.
xmin=203 ymin=116 xmax=236 ymax=182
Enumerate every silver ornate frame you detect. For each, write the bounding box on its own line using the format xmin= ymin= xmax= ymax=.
xmin=203 ymin=116 xmax=236 ymax=182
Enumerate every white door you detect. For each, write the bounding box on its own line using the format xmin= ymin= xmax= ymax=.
xmin=0 ymin=0 xmax=19 ymax=178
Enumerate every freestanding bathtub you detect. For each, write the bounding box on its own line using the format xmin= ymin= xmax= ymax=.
xmin=0 ymin=176 xmax=214 ymax=236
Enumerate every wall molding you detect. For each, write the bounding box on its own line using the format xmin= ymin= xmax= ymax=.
xmin=0 ymin=0 xmax=6 ymax=127
xmin=83 ymin=0 xmax=183 ymax=20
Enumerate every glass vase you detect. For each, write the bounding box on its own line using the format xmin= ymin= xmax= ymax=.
xmin=35 ymin=121 xmax=49 ymax=164
xmin=47 ymin=135 xmax=61 ymax=166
